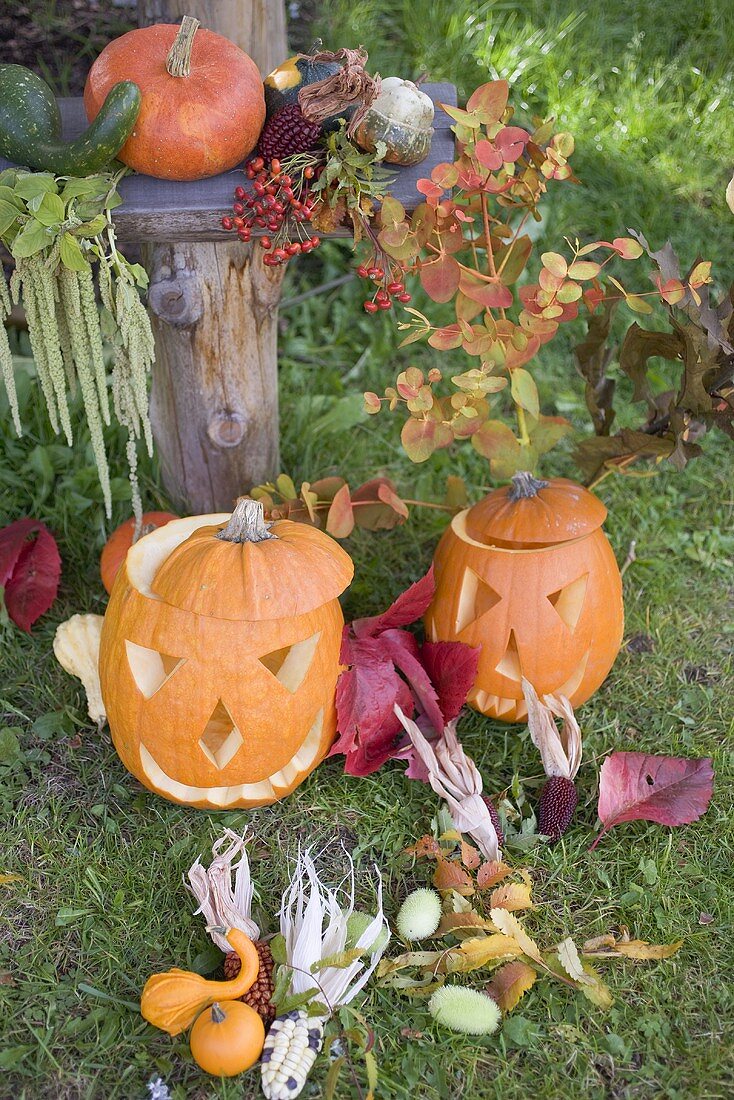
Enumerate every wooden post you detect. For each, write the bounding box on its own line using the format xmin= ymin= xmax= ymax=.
xmin=138 ymin=0 xmax=287 ymax=514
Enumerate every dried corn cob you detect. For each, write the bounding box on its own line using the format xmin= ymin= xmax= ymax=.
xmin=260 ymin=1010 xmax=325 ymax=1099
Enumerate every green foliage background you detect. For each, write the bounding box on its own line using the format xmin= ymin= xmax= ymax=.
xmin=1 ymin=1 xmax=733 ymax=1097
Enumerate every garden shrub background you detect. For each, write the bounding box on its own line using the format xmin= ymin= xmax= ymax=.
xmin=0 ymin=1 xmax=732 ymax=1097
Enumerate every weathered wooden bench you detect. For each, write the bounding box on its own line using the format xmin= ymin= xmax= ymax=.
xmin=1 ymin=0 xmax=456 ymax=514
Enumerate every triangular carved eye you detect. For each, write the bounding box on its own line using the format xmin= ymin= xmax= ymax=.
xmin=198 ymin=700 xmax=243 ymax=770
xmin=547 ymin=574 xmax=588 ymax=633
xmin=455 ymin=568 xmax=502 ymax=633
xmin=495 ymin=630 xmax=522 ymax=681
xmin=126 ymin=641 xmax=186 ymax=699
xmin=258 ymin=632 xmax=321 ymax=693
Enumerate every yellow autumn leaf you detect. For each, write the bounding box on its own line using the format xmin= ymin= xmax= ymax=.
xmin=0 ymin=874 xmax=22 ymax=887
xmin=575 ymin=961 xmax=614 ymax=1010
xmin=490 ymin=882 xmax=533 ymax=912
xmin=582 ymin=937 xmax=683 ymax=960
xmin=490 ymin=908 xmax=544 ymax=966
xmin=486 ymin=960 xmax=538 ymax=1012
xmin=444 ymin=933 xmax=522 ymax=973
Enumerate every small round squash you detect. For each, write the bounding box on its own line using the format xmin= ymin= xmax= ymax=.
xmin=354 ymin=77 xmax=434 ymax=165
xmin=189 ymin=1000 xmax=265 ymax=1077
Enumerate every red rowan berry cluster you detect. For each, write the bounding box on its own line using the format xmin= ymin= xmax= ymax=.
xmin=221 ymin=155 xmax=321 ymax=265
xmin=356 ymin=255 xmax=412 ymax=313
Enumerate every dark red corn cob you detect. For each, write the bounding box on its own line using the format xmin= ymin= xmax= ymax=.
xmin=482 ymin=795 xmax=505 ymax=846
xmin=537 ymin=775 xmax=578 ymax=842
xmin=258 ymin=104 xmax=322 ymax=161
xmin=225 ymin=941 xmax=276 ymax=1027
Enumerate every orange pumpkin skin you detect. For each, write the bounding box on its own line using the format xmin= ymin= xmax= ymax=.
xmin=100 ymin=511 xmax=177 ymax=594
xmin=83 ymin=24 xmax=265 ymax=180
xmin=189 ymin=1001 xmax=265 ymax=1077
xmin=425 ymin=475 xmax=623 ymax=722
xmin=99 ymin=505 xmax=353 ymax=809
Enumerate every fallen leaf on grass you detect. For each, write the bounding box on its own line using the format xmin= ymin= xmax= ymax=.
xmin=490 ymin=881 xmax=533 ymax=912
xmin=582 ymin=934 xmax=683 ymax=960
xmin=0 ymin=518 xmax=61 ymax=632
xmin=0 ymin=874 xmax=23 ymax=887
xmin=490 ymin=908 xmax=545 ymax=966
xmin=477 ymin=861 xmax=513 ymax=889
xmin=556 ymin=937 xmax=594 ymax=984
xmin=591 ymin=752 xmax=714 ymax=848
xmin=433 ymin=857 xmax=474 ymax=896
xmin=436 ymin=911 xmax=495 ymax=936
xmin=486 ymin=961 xmax=537 ymax=1011
xmin=443 ymin=934 xmax=522 ymax=973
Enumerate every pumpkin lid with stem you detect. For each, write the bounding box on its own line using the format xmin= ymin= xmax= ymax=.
xmin=464 ymin=472 xmax=608 ymax=549
xmin=148 ymin=497 xmax=354 ymax=621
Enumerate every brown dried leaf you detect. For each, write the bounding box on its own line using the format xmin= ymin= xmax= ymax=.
xmin=436 ymin=911 xmax=495 ymax=936
xmin=477 ymin=861 xmax=513 ymax=889
xmin=433 ymin=858 xmax=474 ymax=896
xmin=486 ymin=961 xmax=537 ymax=1012
xmin=460 ymin=840 xmax=481 ymax=869
xmin=404 ymin=836 xmax=442 ymax=860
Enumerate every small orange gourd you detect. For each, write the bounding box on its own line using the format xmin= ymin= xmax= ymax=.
xmin=140 ymin=927 xmax=259 ymax=1036
xmin=189 ymin=1001 xmax=265 ymax=1076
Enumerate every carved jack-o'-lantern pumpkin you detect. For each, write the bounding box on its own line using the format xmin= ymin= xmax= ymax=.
xmin=99 ymin=498 xmax=353 ymax=808
xmin=425 ymin=473 xmax=624 ymax=722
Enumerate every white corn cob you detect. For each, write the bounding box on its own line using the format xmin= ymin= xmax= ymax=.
xmin=260 ymin=1010 xmax=325 ymax=1099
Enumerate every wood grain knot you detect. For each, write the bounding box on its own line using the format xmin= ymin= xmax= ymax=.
xmin=207 ymin=411 xmax=247 ymax=448
xmin=148 ymin=273 xmax=203 ymax=327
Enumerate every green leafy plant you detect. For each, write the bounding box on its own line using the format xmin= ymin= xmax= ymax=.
xmin=355 ymin=80 xmax=731 ymax=481
xmin=0 ymin=166 xmax=153 ymax=517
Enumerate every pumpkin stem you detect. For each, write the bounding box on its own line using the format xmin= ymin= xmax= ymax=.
xmin=167 ymin=15 xmax=200 ymax=78
xmin=508 ymin=471 xmax=550 ymax=501
xmin=297 ymin=47 xmax=381 ymax=136
xmin=216 ymin=497 xmax=277 ymax=543
xmin=210 ymin=1002 xmax=226 ymax=1024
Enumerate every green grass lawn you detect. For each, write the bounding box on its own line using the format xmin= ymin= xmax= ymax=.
xmin=1 ymin=1 xmax=733 ymax=1098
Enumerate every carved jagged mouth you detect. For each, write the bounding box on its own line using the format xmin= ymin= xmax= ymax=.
xmin=470 ymin=649 xmax=591 ymax=721
xmin=139 ymin=709 xmax=324 ymax=807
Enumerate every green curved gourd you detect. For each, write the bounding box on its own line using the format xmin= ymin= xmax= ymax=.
xmin=0 ymin=64 xmax=141 ymax=177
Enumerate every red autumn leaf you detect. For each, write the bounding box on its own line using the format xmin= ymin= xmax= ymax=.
xmin=419 ymin=254 xmax=461 ymax=303
xmin=416 ymin=178 xmax=444 ymax=206
xmin=474 ymin=140 xmax=503 ymax=171
xmin=420 ymin=641 xmax=481 ymax=723
xmin=428 ymin=324 xmax=464 ymax=351
xmin=0 ymin=519 xmax=61 ymax=632
xmin=380 ymin=628 xmax=444 ymax=735
xmin=495 ymin=126 xmax=530 ymax=163
xmin=590 ymin=752 xmax=714 ymax=849
xmin=486 ymin=960 xmax=537 ymax=1012
xmin=466 ymin=80 xmax=509 ymax=122
xmin=332 ymin=634 xmax=415 ymax=776
xmin=353 ymin=566 xmax=435 ymax=639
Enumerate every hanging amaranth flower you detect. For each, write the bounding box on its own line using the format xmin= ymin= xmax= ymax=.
xmin=261 ymin=848 xmax=389 ymax=1100
xmin=522 ymin=678 xmax=582 ymax=842
xmin=394 ymin=705 xmax=501 ymax=863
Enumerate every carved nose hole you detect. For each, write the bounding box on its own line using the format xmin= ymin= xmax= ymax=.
xmin=258 ymin=632 xmax=320 ymax=693
xmin=455 ymin=568 xmax=502 ymax=633
xmin=126 ymin=641 xmax=186 ymax=699
xmin=198 ymin=700 xmax=243 ymax=769
xmin=495 ymin=630 xmax=522 ymax=681
xmin=548 ymin=574 xmax=589 ymax=633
